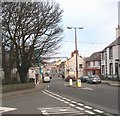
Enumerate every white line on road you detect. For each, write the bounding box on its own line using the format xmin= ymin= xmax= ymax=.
xmin=64 ymin=101 xmax=69 ymax=104
xmin=69 ymin=104 xmax=75 ymax=107
xmin=66 ymin=99 xmax=71 ymax=101
xmin=59 ymin=99 xmax=65 ymax=102
xmin=75 ymin=106 xmax=84 ymax=111
xmin=85 ymin=110 xmax=95 ymax=115
xmin=77 ymin=103 xmax=84 ymax=106
xmin=93 ymin=109 xmax=104 ymax=113
xmin=84 ymin=106 xmax=92 ymax=109
xmin=71 ymin=101 xmax=77 ymax=104
xmin=0 ymin=107 xmax=17 ymax=113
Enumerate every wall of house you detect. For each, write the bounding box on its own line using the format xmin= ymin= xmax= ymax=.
xmin=65 ymin=54 xmax=85 ymax=78
xmin=102 ymin=45 xmax=120 ymax=79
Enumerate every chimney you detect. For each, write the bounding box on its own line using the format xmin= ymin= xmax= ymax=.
xmin=71 ymin=50 xmax=79 ymax=58
xmin=116 ymin=25 xmax=120 ymax=38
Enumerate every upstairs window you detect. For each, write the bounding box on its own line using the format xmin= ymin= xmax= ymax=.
xmin=79 ymin=64 xmax=83 ymax=68
xmin=109 ymin=47 xmax=113 ymax=59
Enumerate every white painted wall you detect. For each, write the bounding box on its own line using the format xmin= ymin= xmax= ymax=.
xmin=65 ymin=54 xmax=85 ymax=78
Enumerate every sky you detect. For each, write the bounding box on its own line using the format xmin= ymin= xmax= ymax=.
xmin=53 ymin=0 xmax=119 ymax=59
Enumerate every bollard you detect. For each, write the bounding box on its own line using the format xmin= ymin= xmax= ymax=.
xmin=77 ymin=79 xmax=81 ymax=87
xmin=69 ymin=79 xmax=73 ymax=86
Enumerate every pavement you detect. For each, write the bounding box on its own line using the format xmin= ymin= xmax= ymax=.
xmin=66 ymin=80 xmax=120 ymax=88
xmin=2 ymin=83 xmax=46 ymax=99
xmin=2 ymin=80 xmax=120 ymax=99
xmin=101 ymin=80 xmax=120 ymax=87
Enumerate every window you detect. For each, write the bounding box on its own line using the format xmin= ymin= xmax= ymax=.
xmin=79 ymin=64 xmax=82 ymax=68
xmin=102 ymin=65 xmax=105 ymax=74
xmin=93 ymin=61 xmax=95 ymax=66
xmin=109 ymin=63 xmax=113 ymax=74
xmin=87 ymin=62 xmax=90 ymax=66
xmin=109 ymin=47 xmax=113 ymax=59
xmin=102 ymin=53 xmax=104 ymax=60
xmin=115 ymin=63 xmax=118 ymax=75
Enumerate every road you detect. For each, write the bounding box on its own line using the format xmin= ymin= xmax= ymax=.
xmin=2 ymin=75 xmax=119 ymax=116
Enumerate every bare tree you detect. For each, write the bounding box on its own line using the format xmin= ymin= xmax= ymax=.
xmin=2 ymin=1 xmax=63 ymax=83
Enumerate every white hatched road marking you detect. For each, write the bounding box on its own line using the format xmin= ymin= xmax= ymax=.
xmin=75 ymin=106 xmax=84 ymax=111
xmin=62 ymin=97 xmax=67 ymax=100
xmin=71 ymin=101 xmax=77 ymax=104
xmin=77 ymin=103 xmax=84 ymax=106
xmin=66 ymin=99 xmax=71 ymax=101
xmin=64 ymin=101 xmax=69 ymax=104
xmin=0 ymin=107 xmax=17 ymax=113
xmin=43 ymin=90 xmax=112 ymax=116
xmin=85 ymin=110 xmax=95 ymax=115
xmin=69 ymin=104 xmax=75 ymax=107
xmin=94 ymin=109 xmax=104 ymax=113
xmin=84 ymin=105 xmax=92 ymax=109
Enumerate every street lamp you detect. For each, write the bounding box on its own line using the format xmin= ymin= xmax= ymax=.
xmin=67 ymin=27 xmax=83 ymax=85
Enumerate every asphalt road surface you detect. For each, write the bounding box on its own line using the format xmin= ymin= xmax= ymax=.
xmin=2 ymin=74 xmax=120 ymax=116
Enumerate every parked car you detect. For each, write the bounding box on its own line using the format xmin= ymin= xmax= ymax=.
xmin=79 ymin=76 xmax=89 ymax=82
xmin=65 ymin=75 xmax=76 ymax=82
xmin=87 ymin=75 xmax=101 ymax=84
xmin=43 ymin=76 xmax=51 ymax=83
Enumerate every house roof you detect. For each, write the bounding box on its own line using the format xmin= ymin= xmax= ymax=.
xmin=85 ymin=52 xmax=101 ymax=61
xmin=105 ymin=36 xmax=120 ymax=49
xmin=100 ymin=36 xmax=120 ymax=52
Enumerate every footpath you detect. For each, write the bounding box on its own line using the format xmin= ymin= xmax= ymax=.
xmin=101 ymin=80 xmax=120 ymax=87
xmin=66 ymin=80 xmax=120 ymax=88
xmin=2 ymin=83 xmax=45 ymax=99
xmin=2 ymin=80 xmax=120 ymax=99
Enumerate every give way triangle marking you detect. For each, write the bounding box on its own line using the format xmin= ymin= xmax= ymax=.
xmin=0 ymin=107 xmax=17 ymax=113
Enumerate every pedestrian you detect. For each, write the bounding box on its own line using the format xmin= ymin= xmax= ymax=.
xmin=35 ymin=69 xmax=39 ymax=84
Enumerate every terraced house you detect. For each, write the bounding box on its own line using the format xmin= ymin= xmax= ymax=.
xmin=84 ymin=52 xmax=101 ymax=76
xmin=100 ymin=25 xmax=120 ymax=80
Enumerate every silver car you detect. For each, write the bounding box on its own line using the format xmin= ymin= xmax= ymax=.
xmin=87 ymin=75 xmax=101 ymax=84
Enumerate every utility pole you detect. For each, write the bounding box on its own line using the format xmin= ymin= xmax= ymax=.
xmin=67 ymin=27 xmax=83 ymax=85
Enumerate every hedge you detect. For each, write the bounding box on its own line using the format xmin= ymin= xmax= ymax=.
xmin=2 ymin=82 xmax=35 ymax=93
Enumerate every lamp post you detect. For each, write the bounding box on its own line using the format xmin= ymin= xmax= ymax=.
xmin=67 ymin=27 xmax=83 ymax=85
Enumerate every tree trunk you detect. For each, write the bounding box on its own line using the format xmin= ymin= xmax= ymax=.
xmin=4 ymin=68 xmax=12 ymax=84
xmin=18 ymin=68 xmax=28 ymax=83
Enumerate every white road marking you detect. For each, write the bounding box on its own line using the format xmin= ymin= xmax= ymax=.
xmin=77 ymin=103 xmax=84 ymax=106
xmin=43 ymin=90 xmax=110 ymax=115
xmin=81 ymin=87 xmax=93 ymax=90
xmin=75 ymin=106 xmax=84 ymax=111
xmin=64 ymin=101 xmax=69 ymax=104
xmin=66 ymin=99 xmax=71 ymax=101
xmin=59 ymin=109 xmax=67 ymax=112
xmin=69 ymin=104 xmax=75 ymax=107
xmin=62 ymin=97 xmax=67 ymax=100
xmin=0 ymin=107 xmax=17 ymax=113
xmin=85 ymin=110 xmax=95 ymax=115
xmin=71 ymin=101 xmax=77 ymax=104
xmin=60 ymin=99 xmax=65 ymax=102
xmin=94 ymin=109 xmax=104 ymax=113
xmin=38 ymin=107 xmax=81 ymax=115
xmin=84 ymin=106 xmax=92 ymax=109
